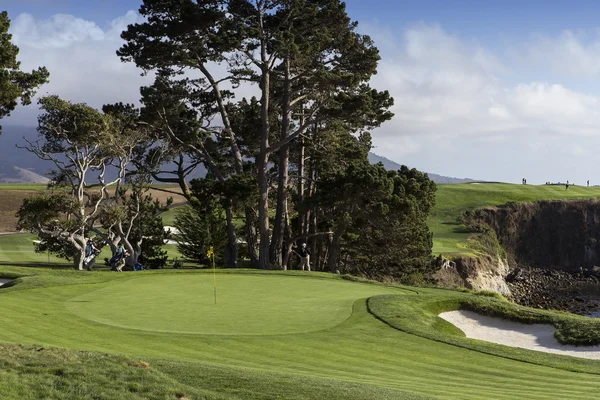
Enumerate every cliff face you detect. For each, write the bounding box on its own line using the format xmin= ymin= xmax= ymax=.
xmin=468 ymin=199 xmax=600 ymax=272
xmin=435 ymin=255 xmax=511 ymax=296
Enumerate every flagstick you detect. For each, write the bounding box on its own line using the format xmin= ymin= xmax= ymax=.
xmin=213 ymin=252 xmax=217 ymax=304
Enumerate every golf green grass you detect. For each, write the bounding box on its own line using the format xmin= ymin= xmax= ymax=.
xmin=429 ymin=183 xmax=600 ymax=255
xmin=1 ymin=268 xmax=600 ymax=399
xmin=66 ymin=274 xmax=401 ymax=334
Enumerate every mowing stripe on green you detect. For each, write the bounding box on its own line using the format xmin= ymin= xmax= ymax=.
xmin=0 ymin=270 xmax=599 ymax=398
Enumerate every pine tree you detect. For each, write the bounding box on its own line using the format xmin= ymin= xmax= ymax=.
xmin=0 ymin=11 xmax=49 ymax=133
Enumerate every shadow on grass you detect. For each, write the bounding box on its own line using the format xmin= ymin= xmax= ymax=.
xmin=0 ymin=261 xmax=72 ymax=269
xmin=440 ymin=221 xmax=473 ymax=233
xmin=449 ymin=224 xmax=474 ymax=234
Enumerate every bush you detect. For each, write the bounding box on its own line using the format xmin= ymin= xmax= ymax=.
xmin=174 ymin=205 xmax=227 ymax=265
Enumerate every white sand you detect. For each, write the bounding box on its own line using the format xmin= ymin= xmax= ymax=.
xmin=439 ymin=310 xmax=600 ymax=360
xmin=0 ymin=278 xmax=11 ymax=287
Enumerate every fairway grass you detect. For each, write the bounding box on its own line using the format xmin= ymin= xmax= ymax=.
xmin=1 ymin=267 xmax=600 ymax=399
xmin=429 ymin=183 xmax=600 ymax=256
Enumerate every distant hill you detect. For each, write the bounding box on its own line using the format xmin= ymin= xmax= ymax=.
xmin=367 ymin=153 xmax=475 ymax=184
xmin=0 ymin=159 xmax=49 ymax=183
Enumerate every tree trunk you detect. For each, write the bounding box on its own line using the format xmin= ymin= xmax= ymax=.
xmin=73 ymin=251 xmax=85 ymax=270
xmin=71 ymin=235 xmax=86 ymax=270
xmin=270 ymin=57 xmax=291 ymax=269
xmin=224 ymin=200 xmax=238 ymax=268
xmin=297 ymin=109 xmax=306 ymax=241
xmin=245 ymin=207 xmax=258 ymax=265
xmin=257 ymin=154 xmax=270 ymax=269
xmin=257 ymin=34 xmax=271 ymax=269
xmin=309 ymin=163 xmax=318 ymax=265
xmin=327 ymin=231 xmax=342 ymax=273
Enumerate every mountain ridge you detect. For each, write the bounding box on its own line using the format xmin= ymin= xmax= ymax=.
xmin=0 ymin=125 xmax=476 ymax=184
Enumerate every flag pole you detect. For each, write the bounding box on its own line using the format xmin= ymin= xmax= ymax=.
xmin=207 ymin=246 xmax=216 ymax=304
xmin=212 ymin=246 xmax=216 ymax=304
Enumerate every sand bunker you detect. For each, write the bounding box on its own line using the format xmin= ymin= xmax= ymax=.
xmin=439 ymin=310 xmax=600 ymax=360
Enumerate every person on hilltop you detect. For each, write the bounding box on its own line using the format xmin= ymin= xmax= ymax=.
xmin=295 ymin=243 xmax=311 ymax=271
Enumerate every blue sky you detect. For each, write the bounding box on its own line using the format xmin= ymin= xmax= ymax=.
xmin=8 ymin=0 xmax=600 ymax=36
xmin=4 ymin=0 xmax=600 ymax=184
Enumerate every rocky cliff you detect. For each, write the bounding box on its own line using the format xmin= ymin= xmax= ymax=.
xmin=450 ymin=199 xmax=600 ymax=314
xmin=467 ymin=199 xmax=600 ymax=272
xmin=435 ymin=255 xmax=511 ymax=296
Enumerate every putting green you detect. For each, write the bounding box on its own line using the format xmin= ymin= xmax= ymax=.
xmin=65 ymin=274 xmax=400 ymax=335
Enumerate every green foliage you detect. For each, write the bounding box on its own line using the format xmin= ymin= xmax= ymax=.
xmin=0 ymin=11 xmax=49 ymax=133
xmin=308 ymin=160 xmax=437 ymax=280
xmin=16 ymin=193 xmax=84 ymax=261
xmin=463 ymin=219 xmax=507 ymax=259
xmin=119 ymin=0 xmax=395 ymax=270
xmin=473 ymin=290 xmax=508 ymax=301
xmin=174 ymin=204 xmax=226 ymax=264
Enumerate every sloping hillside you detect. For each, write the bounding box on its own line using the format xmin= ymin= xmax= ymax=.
xmin=368 ymin=153 xmax=475 ymax=184
xmin=0 ymin=160 xmax=49 ymax=183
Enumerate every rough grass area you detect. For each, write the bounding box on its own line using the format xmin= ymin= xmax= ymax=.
xmin=429 ymin=183 xmax=600 ymax=256
xmin=0 ymin=344 xmax=423 ymax=400
xmin=1 ymin=267 xmax=600 ymax=399
xmin=0 ymin=189 xmax=40 ymax=232
xmin=368 ymin=293 xmax=600 ymax=374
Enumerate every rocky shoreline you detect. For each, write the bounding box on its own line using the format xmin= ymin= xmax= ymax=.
xmin=507 ymin=267 xmax=600 ymax=316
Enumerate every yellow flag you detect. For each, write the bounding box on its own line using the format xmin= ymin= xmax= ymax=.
xmin=207 ymin=246 xmax=214 ymax=258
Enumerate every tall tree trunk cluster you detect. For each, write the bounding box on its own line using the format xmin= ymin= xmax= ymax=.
xmin=117 ymin=0 xmax=393 ymax=271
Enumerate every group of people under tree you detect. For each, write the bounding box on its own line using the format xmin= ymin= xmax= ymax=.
xmin=83 ymin=239 xmax=133 ymax=272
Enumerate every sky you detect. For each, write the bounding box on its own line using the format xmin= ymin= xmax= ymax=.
xmin=4 ymin=0 xmax=600 ymax=184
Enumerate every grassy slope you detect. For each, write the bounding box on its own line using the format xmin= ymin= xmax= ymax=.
xmin=1 ymin=268 xmax=600 ymax=399
xmin=429 ymin=183 xmax=600 ymax=255
xmin=368 ymin=293 xmax=600 ymax=373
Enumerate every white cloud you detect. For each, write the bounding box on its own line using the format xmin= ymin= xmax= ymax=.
xmin=511 ymin=29 xmax=600 ymax=77
xmin=6 ymin=11 xmax=151 ymax=125
xmin=366 ymin=23 xmax=600 ymax=145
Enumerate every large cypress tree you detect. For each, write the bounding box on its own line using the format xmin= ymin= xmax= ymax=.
xmin=118 ymin=0 xmax=393 ymax=269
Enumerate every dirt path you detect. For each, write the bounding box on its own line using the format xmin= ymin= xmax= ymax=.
xmin=439 ymin=310 xmax=600 ymax=360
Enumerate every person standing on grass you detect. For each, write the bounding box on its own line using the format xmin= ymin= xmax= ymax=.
xmin=110 ymin=243 xmax=129 ymax=272
xmin=297 ymin=243 xmax=311 ymax=271
xmin=83 ymin=239 xmax=100 ymax=271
